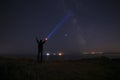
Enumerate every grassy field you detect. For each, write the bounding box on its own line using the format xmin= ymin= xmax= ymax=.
xmin=0 ymin=57 xmax=120 ymax=80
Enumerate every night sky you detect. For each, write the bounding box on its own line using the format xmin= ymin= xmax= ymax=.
xmin=1 ymin=0 xmax=120 ymax=55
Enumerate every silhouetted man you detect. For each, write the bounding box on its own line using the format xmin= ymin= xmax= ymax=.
xmin=36 ymin=37 xmax=47 ymax=63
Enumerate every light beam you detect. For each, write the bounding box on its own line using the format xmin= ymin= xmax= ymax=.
xmin=46 ymin=11 xmax=72 ymax=39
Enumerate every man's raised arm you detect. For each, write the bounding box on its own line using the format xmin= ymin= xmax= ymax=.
xmin=36 ymin=37 xmax=39 ymax=43
xmin=43 ymin=38 xmax=47 ymax=44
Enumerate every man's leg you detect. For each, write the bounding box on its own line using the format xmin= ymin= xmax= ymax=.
xmin=40 ymin=50 xmax=43 ymax=63
xmin=37 ymin=50 xmax=40 ymax=62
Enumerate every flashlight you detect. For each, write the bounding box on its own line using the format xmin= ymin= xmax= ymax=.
xmin=45 ymin=38 xmax=48 ymax=41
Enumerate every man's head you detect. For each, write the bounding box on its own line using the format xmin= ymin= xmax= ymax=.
xmin=40 ymin=40 xmax=42 ymax=42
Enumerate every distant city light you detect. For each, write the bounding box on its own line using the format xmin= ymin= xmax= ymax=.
xmin=97 ymin=52 xmax=103 ymax=54
xmin=53 ymin=53 xmax=56 ymax=55
xmin=58 ymin=53 xmax=62 ymax=56
xmin=46 ymin=53 xmax=50 ymax=56
xmin=90 ymin=51 xmax=103 ymax=55
xmin=91 ymin=52 xmax=96 ymax=55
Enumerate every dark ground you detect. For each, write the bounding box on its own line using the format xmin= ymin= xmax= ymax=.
xmin=0 ymin=57 xmax=120 ymax=80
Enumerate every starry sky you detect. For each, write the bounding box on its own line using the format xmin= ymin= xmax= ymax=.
xmin=1 ymin=0 xmax=120 ymax=55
